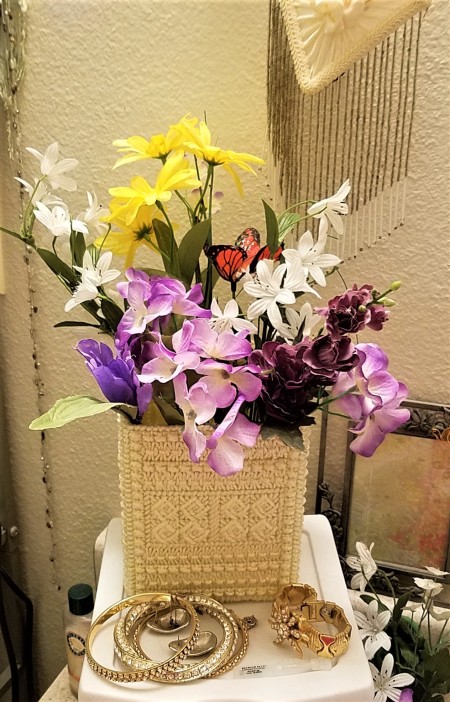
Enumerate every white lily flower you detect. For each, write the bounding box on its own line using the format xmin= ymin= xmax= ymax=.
xmin=307 ymin=179 xmax=351 ymax=236
xmin=33 ymin=202 xmax=88 ymax=238
xmin=283 ymin=229 xmax=341 ymax=286
xmin=413 ymin=577 xmax=443 ymax=599
xmin=15 ymin=177 xmax=65 ymax=207
xmin=75 ymin=250 xmax=121 ymax=289
xmin=65 ymin=250 xmax=121 ymax=312
xmin=276 ymin=302 xmax=321 ymax=343
xmin=78 ymin=191 xmax=109 ymax=237
xmin=209 ymin=298 xmax=257 ymax=335
xmin=244 ymin=260 xmax=296 ymax=330
xmin=425 ymin=566 xmax=449 ymax=578
xmin=346 ymin=541 xmax=377 ymax=591
xmin=26 ymin=142 xmax=79 ymax=192
xmin=354 ymin=599 xmax=391 ymax=660
xmin=370 ymin=653 xmax=414 ymax=702
xmin=430 ymin=606 xmax=450 ymax=622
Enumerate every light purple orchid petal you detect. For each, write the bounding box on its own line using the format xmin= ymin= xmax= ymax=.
xmin=206 ymin=395 xmax=247 ymax=448
xmin=172 ymin=320 xmax=195 ymax=354
xmin=126 ymin=280 xmax=152 ymax=309
xmin=335 ymin=392 xmax=366 ymax=422
xmin=214 ymin=331 xmax=252 ymax=360
xmin=223 ymin=412 xmax=261 ymax=447
xmin=187 ymin=283 xmax=204 ymax=304
xmin=201 ymin=375 xmax=237 ymax=408
xmin=138 ymin=355 xmax=177 ymax=383
xmin=230 ymin=367 xmax=262 ymax=402
xmin=207 ymin=435 xmax=245 ymax=476
xmin=207 ymin=413 xmax=260 ymax=476
xmin=364 ymin=371 xmax=399 ymax=406
xmin=356 ymin=343 xmax=389 ymax=378
xmin=187 ymin=382 xmax=217 ymax=424
xmin=183 ymin=418 xmax=207 ymax=463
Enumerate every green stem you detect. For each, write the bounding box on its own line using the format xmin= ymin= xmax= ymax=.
xmin=0 ymin=225 xmax=23 ymax=238
xmin=174 ymin=190 xmax=195 ymax=225
xmin=281 ymin=199 xmax=315 ymax=214
xmin=317 ymin=408 xmax=351 ymax=420
xmin=318 ymin=386 xmax=357 ymax=408
xmin=96 ymin=225 xmax=111 ymax=256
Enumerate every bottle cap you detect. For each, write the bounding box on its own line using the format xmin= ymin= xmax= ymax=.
xmin=68 ymin=583 xmax=94 ymax=616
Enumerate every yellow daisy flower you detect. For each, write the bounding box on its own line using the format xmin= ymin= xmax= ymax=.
xmin=95 ymin=204 xmax=161 ymax=268
xmin=176 ymin=117 xmax=264 ymax=195
xmin=108 ymin=151 xmax=201 ymax=225
xmin=112 ymin=116 xmax=198 ymax=168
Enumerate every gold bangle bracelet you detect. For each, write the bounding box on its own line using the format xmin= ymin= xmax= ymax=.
xmin=117 ymin=594 xmax=240 ymax=683
xmin=270 ymin=584 xmax=352 ymax=659
xmin=85 ymin=593 xmax=200 ymax=683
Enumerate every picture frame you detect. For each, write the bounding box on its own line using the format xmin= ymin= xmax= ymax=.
xmin=340 ymin=400 xmax=450 ymax=597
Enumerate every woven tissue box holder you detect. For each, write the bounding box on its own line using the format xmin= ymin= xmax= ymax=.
xmin=118 ymin=420 xmax=309 ymax=602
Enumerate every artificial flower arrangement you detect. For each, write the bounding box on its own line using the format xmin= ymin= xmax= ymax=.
xmin=1 ymin=115 xmax=410 ymax=475
xmin=347 ymin=542 xmax=450 ymax=702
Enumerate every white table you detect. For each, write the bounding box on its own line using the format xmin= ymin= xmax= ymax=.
xmin=77 ymin=516 xmax=373 ymax=702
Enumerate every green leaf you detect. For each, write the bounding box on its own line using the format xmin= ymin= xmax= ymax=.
xmin=100 ymin=298 xmax=123 ymax=332
xmin=393 ymin=591 xmax=414 ymax=623
xmin=277 ymin=212 xmax=302 ymax=242
xmin=69 ymin=230 xmax=86 ymax=267
xmin=37 ymin=248 xmax=78 ymax=285
xmin=54 ymin=321 xmax=102 ymax=329
xmin=178 ymin=219 xmax=211 ymax=286
xmin=29 ymin=396 xmax=129 ymax=430
xmin=152 ymin=218 xmax=181 ymax=277
xmin=152 ymin=396 xmax=184 ymax=425
xmin=262 ymin=199 xmax=280 ymax=254
xmin=421 ymin=648 xmax=450 ymax=697
xmin=201 ymin=265 xmax=219 ymax=293
xmin=261 ymin=425 xmax=305 ymax=451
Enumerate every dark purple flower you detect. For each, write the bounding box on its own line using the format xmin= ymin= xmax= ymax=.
xmin=76 ymin=339 xmax=152 ymax=416
xmin=317 ymin=284 xmax=389 ymax=339
xmin=303 ymin=335 xmax=358 ymax=381
xmin=250 ymin=340 xmax=321 ymax=426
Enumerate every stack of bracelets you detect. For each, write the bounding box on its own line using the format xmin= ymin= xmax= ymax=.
xmin=85 ymin=592 xmax=256 ymax=683
xmin=85 ymin=584 xmax=351 ymax=685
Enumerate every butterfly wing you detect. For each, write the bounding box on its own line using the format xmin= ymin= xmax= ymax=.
xmin=244 ymin=243 xmax=284 ymax=273
xmin=204 ymin=245 xmax=247 ymax=282
xmin=235 ymin=227 xmax=261 ymax=258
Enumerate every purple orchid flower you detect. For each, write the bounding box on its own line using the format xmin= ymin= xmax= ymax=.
xmin=173 ymin=373 xmax=216 ymax=462
xmin=197 ymin=359 xmax=262 ymax=408
xmin=116 ymin=270 xmax=210 ymax=350
xmin=189 ymin=318 xmax=253 ymax=361
xmin=76 ymin=339 xmax=152 ymax=416
xmin=137 ymin=321 xmax=201 ymax=385
xmin=399 ymin=690 xmax=414 ymax=702
xmin=332 ymin=343 xmax=410 ymax=457
xmin=206 ymin=395 xmax=261 ymax=476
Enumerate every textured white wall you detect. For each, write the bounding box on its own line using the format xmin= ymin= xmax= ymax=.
xmin=0 ymin=0 xmax=449 ymax=694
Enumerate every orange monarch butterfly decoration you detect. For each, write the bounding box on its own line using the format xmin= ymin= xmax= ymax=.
xmin=204 ymin=227 xmax=283 ymax=286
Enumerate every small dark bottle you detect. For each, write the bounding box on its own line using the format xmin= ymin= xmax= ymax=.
xmin=63 ymin=583 xmax=94 ymax=698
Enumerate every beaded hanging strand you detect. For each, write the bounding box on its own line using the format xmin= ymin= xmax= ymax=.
xmin=0 ymin=0 xmax=61 ymax=592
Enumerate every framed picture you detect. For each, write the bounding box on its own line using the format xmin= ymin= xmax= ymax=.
xmin=342 ymin=401 xmax=450 ymax=591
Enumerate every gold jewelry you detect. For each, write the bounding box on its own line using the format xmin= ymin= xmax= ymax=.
xmin=116 ymin=594 xmax=242 ymax=683
xmin=85 ymin=593 xmax=200 ymax=683
xmin=270 ymin=584 xmax=351 ymax=659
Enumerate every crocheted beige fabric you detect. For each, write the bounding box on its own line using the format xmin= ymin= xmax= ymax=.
xmin=281 ymin=0 xmax=431 ymax=94
xmin=118 ymin=422 xmax=309 ymax=602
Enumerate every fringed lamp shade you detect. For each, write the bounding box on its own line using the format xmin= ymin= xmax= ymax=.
xmin=268 ymin=0 xmax=431 ymax=259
